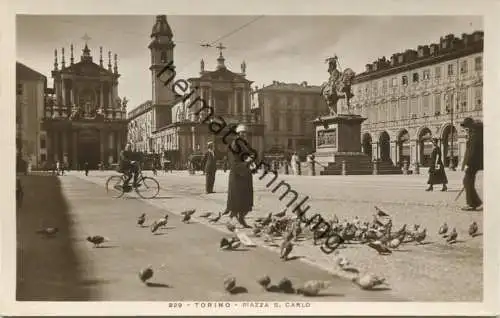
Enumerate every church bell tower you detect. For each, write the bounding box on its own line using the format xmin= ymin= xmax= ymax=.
xmin=149 ymin=15 xmax=175 ymax=130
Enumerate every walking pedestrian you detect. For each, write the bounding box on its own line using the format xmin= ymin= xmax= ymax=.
xmin=425 ymin=138 xmax=448 ymax=191
xmin=202 ymin=141 xmax=217 ymax=194
xmin=84 ymin=161 xmax=89 ymax=176
xmin=56 ymin=160 xmax=61 ymax=176
xmin=460 ymin=118 xmax=483 ymax=211
xmin=291 ymin=152 xmax=299 ymax=175
xmin=226 ymin=124 xmax=254 ymax=228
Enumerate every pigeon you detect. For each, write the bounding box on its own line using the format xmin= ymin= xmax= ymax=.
xmin=150 ymin=221 xmax=161 ymax=233
xmin=387 ymin=237 xmax=403 ymax=249
xmin=158 ymin=215 xmax=169 ymax=227
xmin=257 ymin=275 xmax=271 ymax=290
xmin=447 ymin=227 xmax=458 ymax=243
xmin=332 ymin=214 xmax=339 ymax=224
xmin=367 ymin=241 xmax=392 ymax=255
xmin=181 ymin=209 xmax=196 ymax=216
xmin=139 ymin=265 xmax=153 ymax=284
xmin=224 ymin=276 xmax=236 ymax=293
xmin=352 ymin=273 xmax=388 ymax=290
xmin=277 ymin=277 xmax=295 ymax=293
xmin=296 ymin=280 xmax=332 ymax=297
xmin=137 ymin=213 xmax=146 ymax=226
xmin=261 ymin=213 xmax=273 ymax=227
xmin=274 ymin=208 xmax=287 ymax=218
xmin=252 ymin=227 xmax=262 ymax=237
xmin=199 ymin=212 xmax=212 ymax=218
xmin=226 ymin=222 xmax=236 ymax=233
xmin=374 ymin=206 xmax=390 ymax=217
xmin=220 ymin=237 xmax=241 ymax=250
xmin=86 ymin=235 xmax=107 ymax=247
xmin=36 ymin=227 xmax=59 ymax=237
xmin=209 ymin=212 xmax=222 ymax=224
xmin=438 ymin=222 xmax=448 ymax=236
xmin=280 ymin=239 xmax=293 ymax=261
xmin=181 ymin=213 xmax=191 ymax=223
xmin=414 ymin=228 xmax=427 ymax=244
xmin=468 ymin=221 xmax=479 ymax=237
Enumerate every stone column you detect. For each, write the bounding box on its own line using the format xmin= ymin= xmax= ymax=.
xmin=100 ymin=83 xmax=104 ymax=108
xmin=61 ymin=80 xmax=66 ymax=106
xmin=371 ymin=142 xmax=378 ymax=160
xmin=100 ymin=130 xmax=105 ymax=164
xmin=390 ymin=140 xmax=398 ymax=166
xmin=70 ymin=86 xmax=74 ymax=105
xmin=72 ymin=130 xmax=78 ymax=170
xmin=410 ymin=139 xmax=418 ymax=168
xmin=116 ymin=131 xmax=122 ymax=163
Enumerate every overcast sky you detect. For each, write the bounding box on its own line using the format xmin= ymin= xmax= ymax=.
xmin=16 ymin=15 xmax=482 ymax=112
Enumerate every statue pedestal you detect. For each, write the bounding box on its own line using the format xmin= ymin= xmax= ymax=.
xmin=313 ymin=114 xmax=373 ymax=175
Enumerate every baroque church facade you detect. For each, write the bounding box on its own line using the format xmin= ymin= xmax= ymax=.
xmin=42 ymin=42 xmax=128 ymax=169
xmin=127 ymin=15 xmax=264 ymax=168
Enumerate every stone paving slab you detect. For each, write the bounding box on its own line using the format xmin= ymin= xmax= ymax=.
xmin=75 ymin=170 xmax=483 ymax=301
xmin=18 ymin=174 xmax=401 ymax=301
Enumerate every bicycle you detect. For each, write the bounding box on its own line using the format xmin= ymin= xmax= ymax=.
xmin=105 ymin=163 xmax=160 ymax=199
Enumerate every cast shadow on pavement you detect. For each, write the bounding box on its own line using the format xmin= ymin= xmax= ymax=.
xmin=229 ymin=286 xmax=248 ymax=295
xmin=17 ymin=175 xmax=93 ymax=300
xmin=146 ymin=282 xmax=171 ymax=288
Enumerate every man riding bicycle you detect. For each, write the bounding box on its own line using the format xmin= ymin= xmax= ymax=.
xmin=120 ymin=142 xmax=141 ymax=189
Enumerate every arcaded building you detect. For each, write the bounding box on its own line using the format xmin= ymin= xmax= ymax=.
xmin=350 ymin=31 xmax=483 ymax=169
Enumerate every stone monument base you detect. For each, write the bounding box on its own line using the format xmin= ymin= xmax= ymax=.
xmin=313 ymin=114 xmax=402 ymax=175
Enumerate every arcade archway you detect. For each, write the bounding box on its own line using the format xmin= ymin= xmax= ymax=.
xmin=379 ymin=131 xmax=391 ymax=162
xmin=397 ymin=129 xmax=410 ymax=165
xmin=418 ymin=127 xmax=433 ymax=167
xmin=362 ymin=133 xmax=372 ymax=159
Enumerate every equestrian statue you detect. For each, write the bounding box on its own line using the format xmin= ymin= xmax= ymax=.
xmin=320 ymin=55 xmax=356 ymax=116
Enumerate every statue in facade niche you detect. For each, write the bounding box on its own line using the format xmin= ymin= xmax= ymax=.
xmin=122 ymin=97 xmax=128 ymax=110
xmin=320 ymin=56 xmax=356 ymax=116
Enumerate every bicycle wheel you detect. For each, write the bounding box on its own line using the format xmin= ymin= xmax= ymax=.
xmin=105 ymin=175 xmax=126 ymax=198
xmin=135 ymin=177 xmax=160 ymax=199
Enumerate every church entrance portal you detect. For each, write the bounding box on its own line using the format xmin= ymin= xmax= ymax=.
xmin=78 ymin=129 xmax=100 ymax=169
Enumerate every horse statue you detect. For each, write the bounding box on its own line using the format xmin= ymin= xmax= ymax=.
xmin=320 ymin=56 xmax=356 ymax=116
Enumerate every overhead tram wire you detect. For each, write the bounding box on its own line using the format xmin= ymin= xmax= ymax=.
xmin=175 ymin=15 xmax=265 ymax=74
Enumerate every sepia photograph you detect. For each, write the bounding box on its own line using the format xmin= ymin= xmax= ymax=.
xmin=3 ymin=0 xmax=499 ymax=316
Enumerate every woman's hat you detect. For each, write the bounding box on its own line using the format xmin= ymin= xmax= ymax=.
xmin=236 ymin=124 xmax=248 ymax=133
xmin=460 ymin=117 xmax=475 ymax=127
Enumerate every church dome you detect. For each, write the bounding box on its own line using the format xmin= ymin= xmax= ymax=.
xmin=151 ymin=15 xmax=173 ymax=38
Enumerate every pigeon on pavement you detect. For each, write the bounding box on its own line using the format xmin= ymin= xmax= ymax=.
xmin=224 ymin=276 xmax=236 ymax=293
xmin=296 ymin=280 xmax=332 ymax=297
xmin=137 ymin=213 xmax=146 ymax=227
xmin=209 ymin=212 xmax=222 ymax=224
xmin=468 ymin=221 xmax=479 ymax=237
xmin=139 ymin=265 xmax=153 ymax=284
xmin=352 ymin=273 xmax=388 ymax=290
xmin=86 ymin=235 xmax=108 ymax=248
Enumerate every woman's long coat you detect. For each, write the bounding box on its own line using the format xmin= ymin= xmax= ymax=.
xmin=226 ymin=139 xmax=254 ymax=214
xmin=427 ymin=146 xmax=448 ymax=185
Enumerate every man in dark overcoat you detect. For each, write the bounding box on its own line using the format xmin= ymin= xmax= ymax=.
xmin=202 ymin=141 xmax=217 ymax=194
xmin=426 ymin=138 xmax=448 ymax=191
xmin=460 ymin=118 xmax=483 ymax=211
xmin=226 ymin=124 xmax=254 ymax=228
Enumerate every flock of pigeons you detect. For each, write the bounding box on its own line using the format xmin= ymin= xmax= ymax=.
xmin=34 ymin=201 xmax=481 ymax=298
